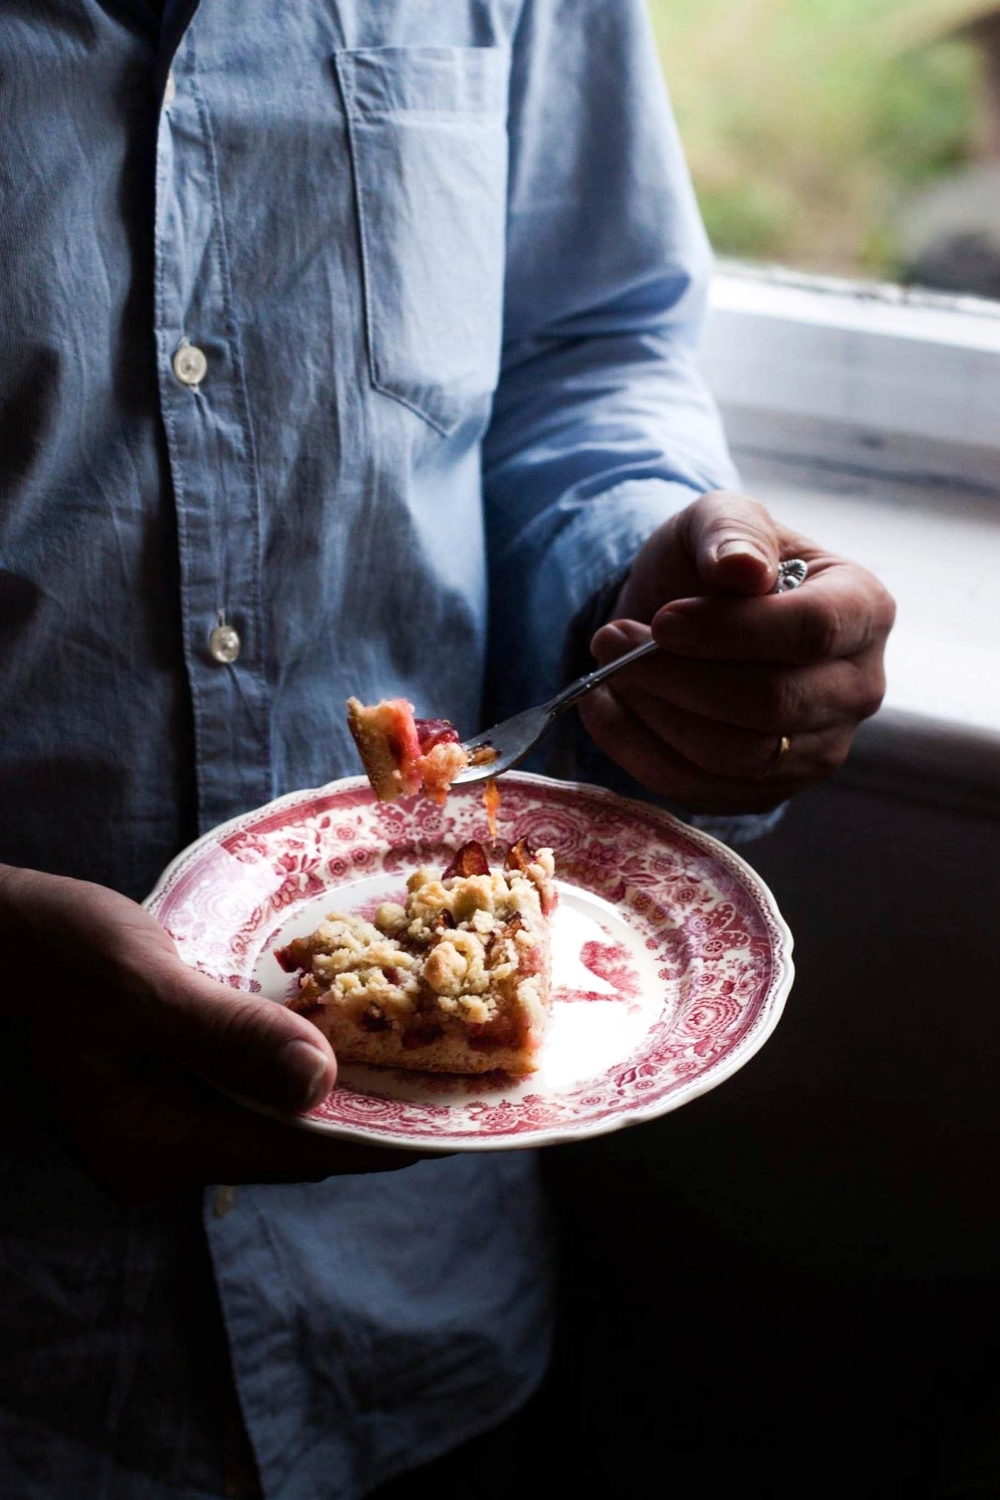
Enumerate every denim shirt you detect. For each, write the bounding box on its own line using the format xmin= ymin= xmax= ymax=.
xmin=0 ymin=2 xmax=738 ymax=1496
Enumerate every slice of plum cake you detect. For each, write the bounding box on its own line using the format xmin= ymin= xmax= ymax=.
xmin=276 ymin=839 xmax=557 ymax=1076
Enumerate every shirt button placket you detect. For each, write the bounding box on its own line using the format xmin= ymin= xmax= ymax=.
xmin=155 ymin=39 xmax=272 ymax=832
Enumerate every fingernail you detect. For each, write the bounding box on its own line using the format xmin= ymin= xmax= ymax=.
xmin=591 ymin=621 xmax=629 ymax=661
xmin=608 ymin=619 xmax=648 ymax=644
xmin=717 ymin=539 xmax=767 ymax=563
xmin=277 ymin=1038 xmax=332 ymax=1110
xmin=654 ymin=603 xmax=698 ymax=642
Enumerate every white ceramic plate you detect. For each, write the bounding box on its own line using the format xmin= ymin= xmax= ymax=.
xmin=145 ymin=773 xmax=794 ymax=1150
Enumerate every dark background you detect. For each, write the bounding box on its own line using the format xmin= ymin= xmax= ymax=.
xmin=379 ymin=763 xmax=1000 ymax=1498
xmin=543 ymin=770 xmax=1000 ymax=1498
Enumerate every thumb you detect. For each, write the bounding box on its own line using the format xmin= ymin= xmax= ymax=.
xmin=143 ymin=959 xmax=337 ymax=1114
xmin=681 ymin=490 xmax=780 ymax=597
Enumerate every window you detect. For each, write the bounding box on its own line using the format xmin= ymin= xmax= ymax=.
xmin=647 ymin=1 xmax=1000 ymax=803
xmin=701 ymin=266 xmax=1000 ymax=796
xmin=650 ymin=0 xmax=1000 ymax=301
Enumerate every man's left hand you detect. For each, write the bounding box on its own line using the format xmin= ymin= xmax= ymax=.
xmin=578 ymin=490 xmax=896 ymax=814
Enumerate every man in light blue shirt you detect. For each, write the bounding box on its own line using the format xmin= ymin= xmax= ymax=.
xmin=0 ymin=1 xmax=893 ymax=1495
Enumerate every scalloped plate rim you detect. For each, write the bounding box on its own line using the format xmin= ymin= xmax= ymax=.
xmin=144 ymin=771 xmax=795 ymax=1151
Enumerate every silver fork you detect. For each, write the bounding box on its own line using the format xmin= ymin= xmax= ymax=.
xmin=452 ymin=557 xmax=809 ymax=786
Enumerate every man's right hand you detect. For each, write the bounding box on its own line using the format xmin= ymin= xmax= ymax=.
xmin=0 ymin=864 xmax=427 ymax=1201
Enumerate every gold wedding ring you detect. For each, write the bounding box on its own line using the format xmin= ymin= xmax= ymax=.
xmin=756 ymin=734 xmax=791 ymax=779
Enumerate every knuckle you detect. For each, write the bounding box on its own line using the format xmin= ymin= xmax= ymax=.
xmin=798 ymin=598 xmax=843 ymax=662
xmin=813 ymin=736 xmax=853 ymax=780
xmin=876 ymin=584 xmax=897 ymax=636
xmin=117 ymin=958 xmax=182 ymax=1032
xmin=693 ymin=491 xmax=775 ymax=547
xmin=199 ymin=994 xmax=276 ymax=1060
xmin=852 ymin=567 xmax=896 ymax=633
xmin=856 ymin=690 xmax=886 ymax=723
xmin=707 ymin=509 xmax=775 ymax=555
xmin=851 ymin=663 xmax=887 ymax=723
xmin=691 ymin=488 xmax=734 ymax=516
xmin=757 ymin=673 xmax=804 ymax=730
xmin=227 ymin=1001 xmax=287 ymax=1052
xmin=741 ymin=506 xmax=776 ymax=546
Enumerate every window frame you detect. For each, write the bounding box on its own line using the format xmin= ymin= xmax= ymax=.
xmin=702 ymin=263 xmax=1000 ymax=496
xmin=700 ymin=263 xmax=1000 ymax=812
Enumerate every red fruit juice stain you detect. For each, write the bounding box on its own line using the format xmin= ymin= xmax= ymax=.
xmin=557 ymin=935 xmax=642 ymax=1010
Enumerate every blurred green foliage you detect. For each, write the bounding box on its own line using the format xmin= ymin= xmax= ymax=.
xmin=648 ymin=0 xmax=979 ymax=277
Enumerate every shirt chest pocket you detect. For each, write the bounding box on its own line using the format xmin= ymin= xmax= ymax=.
xmin=334 ymin=46 xmax=511 ymax=436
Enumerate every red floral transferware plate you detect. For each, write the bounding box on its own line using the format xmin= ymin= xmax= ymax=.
xmin=144 ymin=773 xmax=793 ymax=1151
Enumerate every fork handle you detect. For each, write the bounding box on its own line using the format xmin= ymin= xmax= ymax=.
xmin=547 ymin=636 xmax=661 ymax=714
xmin=547 ymin=558 xmax=810 ymax=717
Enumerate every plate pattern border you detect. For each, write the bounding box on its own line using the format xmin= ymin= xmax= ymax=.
xmin=145 ymin=774 xmax=794 ymax=1149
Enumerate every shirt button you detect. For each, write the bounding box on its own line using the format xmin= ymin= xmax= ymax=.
xmin=209 ymin=622 xmax=241 ymax=664
xmin=173 ymin=341 xmax=208 ymax=387
xmin=164 ymin=70 xmax=176 ymax=106
xmin=213 ymin=1185 xmax=239 ymax=1218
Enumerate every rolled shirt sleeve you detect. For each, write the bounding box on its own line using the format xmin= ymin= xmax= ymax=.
xmin=482 ymin=0 xmax=784 ymax=844
xmin=482 ymin=0 xmax=740 ymax=724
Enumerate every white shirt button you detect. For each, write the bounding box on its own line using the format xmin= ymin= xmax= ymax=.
xmin=209 ymin=622 xmax=241 ymax=664
xmin=164 ymin=71 xmax=176 ymax=106
xmin=173 ymin=341 xmax=207 ymax=387
xmin=213 ymin=1185 xmax=239 ymax=1218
